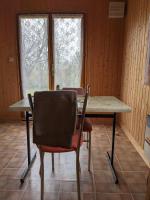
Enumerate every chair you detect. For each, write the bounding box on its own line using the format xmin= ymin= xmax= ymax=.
xmin=28 ymin=93 xmax=55 ymax=172
xmin=28 ymin=90 xmax=88 ymax=200
xmin=62 ymin=86 xmax=92 ymax=171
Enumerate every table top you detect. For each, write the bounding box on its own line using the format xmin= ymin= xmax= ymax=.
xmin=9 ymin=96 xmax=131 ymax=114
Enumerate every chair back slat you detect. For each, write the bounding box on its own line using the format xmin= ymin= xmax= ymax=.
xmin=62 ymin=87 xmax=85 ymax=96
xmin=28 ymin=94 xmax=33 ymax=112
xmin=31 ymin=91 xmax=77 ymax=148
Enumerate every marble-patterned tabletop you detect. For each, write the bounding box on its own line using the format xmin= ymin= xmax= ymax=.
xmin=9 ymin=96 xmax=131 ymax=114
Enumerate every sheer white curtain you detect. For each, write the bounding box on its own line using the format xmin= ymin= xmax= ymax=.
xmin=53 ymin=15 xmax=83 ymax=89
xmin=19 ymin=15 xmax=49 ymax=97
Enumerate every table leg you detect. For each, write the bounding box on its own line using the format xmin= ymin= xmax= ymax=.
xmin=20 ymin=111 xmax=36 ymax=184
xmin=106 ymin=113 xmax=118 ymax=184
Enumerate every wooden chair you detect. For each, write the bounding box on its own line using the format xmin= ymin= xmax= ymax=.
xmin=62 ymin=85 xmax=92 ymax=171
xmin=28 ymin=90 xmax=88 ymax=200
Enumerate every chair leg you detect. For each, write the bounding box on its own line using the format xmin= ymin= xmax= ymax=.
xmin=88 ymin=132 xmax=91 ymax=172
xmin=39 ymin=151 xmax=45 ymax=176
xmin=76 ymin=151 xmax=81 ymax=200
xmin=86 ymin=132 xmax=89 ymax=149
xmin=39 ymin=150 xmax=44 ymax=200
xmin=51 ymin=153 xmax=54 ymax=172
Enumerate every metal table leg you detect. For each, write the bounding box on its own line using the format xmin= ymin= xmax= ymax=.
xmin=20 ymin=111 xmax=36 ymax=184
xmin=106 ymin=112 xmax=118 ymax=184
xmin=85 ymin=113 xmax=118 ymax=183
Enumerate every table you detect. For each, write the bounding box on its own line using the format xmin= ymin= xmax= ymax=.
xmin=9 ymin=96 xmax=131 ymax=184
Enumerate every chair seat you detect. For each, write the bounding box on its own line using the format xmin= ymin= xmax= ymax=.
xmin=76 ymin=118 xmax=92 ymax=132
xmin=39 ymin=130 xmax=83 ymax=153
xmin=83 ymin=118 xmax=92 ymax=132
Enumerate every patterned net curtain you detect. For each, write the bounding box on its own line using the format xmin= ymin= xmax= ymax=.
xmin=19 ymin=16 xmax=49 ymax=97
xmin=53 ymin=16 xmax=83 ymax=89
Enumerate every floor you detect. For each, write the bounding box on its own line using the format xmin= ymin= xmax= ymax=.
xmin=0 ymin=122 xmax=149 ymax=200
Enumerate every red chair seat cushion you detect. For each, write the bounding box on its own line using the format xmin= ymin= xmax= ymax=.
xmin=76 ymin=118 xmax=92 ymax=132
xmin=83 ymin=118 xmax=92 ymax=132
xmin=39 ymin=130 xmax=82 ymax=153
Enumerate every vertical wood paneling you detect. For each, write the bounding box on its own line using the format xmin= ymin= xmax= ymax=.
xmin=120 ymin=0 xmax=150 ymax=148
xmin=0 ymin=0 xmax=124 ymax=121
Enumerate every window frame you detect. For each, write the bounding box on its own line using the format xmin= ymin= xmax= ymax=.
xmin=17 ymin=12 xmax=86 ymax=98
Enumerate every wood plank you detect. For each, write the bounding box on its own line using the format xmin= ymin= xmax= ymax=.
xmin=120 ymin=0 xmax=150 ymax=149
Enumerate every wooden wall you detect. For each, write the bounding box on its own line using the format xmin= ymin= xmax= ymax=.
xmin=0 ymin=0 xmax=124 ymax=121
xmin=120 ymin=0 xmax=150 ymax=149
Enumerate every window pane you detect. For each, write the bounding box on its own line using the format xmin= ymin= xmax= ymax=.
xmin=53 ymin=15 xmax=83 ymax=89
xmin=19 ymin=16 xmax=49 ymax=97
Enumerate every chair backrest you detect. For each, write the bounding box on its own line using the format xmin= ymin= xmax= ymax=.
xmin=76 ymin=89 xmax=88 ymax=149
xmin=86 ymin=84 xmax=91 ymax=95
xmin=62 ymin=87 xmax=85 ymax=96
xmin=28 ymin=94 xmax=33 ymax=112
xmin=29 ymin=91 xmax=77 ymax=148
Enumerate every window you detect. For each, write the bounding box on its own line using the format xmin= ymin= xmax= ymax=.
xmin=19 ymin=15 xmax=49 ymax=97
xmin=18 ymin=14 xmax=84 ymax=97
xmin=53 ymin=15 xmax=83 ymax=88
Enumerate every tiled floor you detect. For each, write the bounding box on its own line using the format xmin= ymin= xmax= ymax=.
xmin=0 ymin=122 xmax=149 ymax=200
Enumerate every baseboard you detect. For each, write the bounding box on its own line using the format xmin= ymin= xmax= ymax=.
xmin=0 ymin=119 xmax=23 ymax=123
xmin=90 ymin=118 xmax=112 ymax=125
xmin=121 ymin=124 xmax=150 ymax=168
